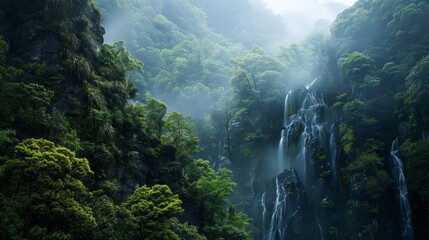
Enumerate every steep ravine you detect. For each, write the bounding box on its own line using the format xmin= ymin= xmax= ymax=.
xmin=255 ymin=87 xmax=409 ymax=240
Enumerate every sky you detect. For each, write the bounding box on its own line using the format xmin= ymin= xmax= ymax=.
xmin=318 ymin=0 xmax=357 ymax=5
xmin=261 ymin=0 xmax=358 ymax=42
xmin=263 ymin=0 xmax=357 ymax=12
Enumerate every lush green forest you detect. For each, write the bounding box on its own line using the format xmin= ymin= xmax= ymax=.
xmin=1 ymin=0 xmax=429 ymax=239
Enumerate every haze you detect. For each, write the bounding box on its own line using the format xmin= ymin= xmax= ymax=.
xmin=262 ymin=0 xmax=358 ymax=42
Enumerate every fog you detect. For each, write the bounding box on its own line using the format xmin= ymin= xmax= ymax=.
xmin=100 ymin=0 xmax=357 ymax=49
xmin=102 ymin=11 xmax=131 ymax=44
xmin=96 ymin=0 xmax=359 ymax=119
xmin=261 ymin=0 xmax=357 ymax=43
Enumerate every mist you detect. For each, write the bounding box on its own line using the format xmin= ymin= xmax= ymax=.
xmin=102 ymin=11 xmax=132 ymax=44
xmin=261 ymin=0 xmax=357 ymax=43
xmin=95 ymin=0 xmax=358 ymax=120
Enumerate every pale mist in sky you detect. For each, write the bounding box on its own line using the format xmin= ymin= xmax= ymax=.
xmin=262 ymin=0 xmax=358 ymax=43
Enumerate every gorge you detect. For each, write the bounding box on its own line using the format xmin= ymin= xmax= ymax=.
xmin=1 ymin=0 xmax=429 ymax=239
xmin=257 ymin=87 xmax=416 ymax=239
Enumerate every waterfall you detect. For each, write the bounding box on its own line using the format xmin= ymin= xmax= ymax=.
xmin=422 ymin=130 xmax=429 ymax=141
xmin=262 ymin=192 xmax=267 ymax=238
xmin=390 ymin=139 xmax=414 ymax=240
xmin=306 ymin=78 xmax=318 ymax=90
xmin=316 ymin=216 xmax=324 ymax=240
xmin=283 ymin=90 xmax=293 ymax=126
xmin=263 ymin=89 xmax=332 ymax=240
xmin=277 ymin=90 xmax=327 ymax=188
xmin=329 ymin=124 xmax=337 ymax=182
xmin=261 ymin=89 xmax=414 ymax=240
xmin=267 ymin=177 xmax=287 ymax=240
xmin=278 ymin=129 xmax=287 ymax=172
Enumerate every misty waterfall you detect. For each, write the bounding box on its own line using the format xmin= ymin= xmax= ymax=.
xmin=261 ymin=89 xmax=334 ymax=240
xmin=259 ymin=88 xmax=417 ymax=240
xmin=390 ymin=139 xmax=414 ymax=240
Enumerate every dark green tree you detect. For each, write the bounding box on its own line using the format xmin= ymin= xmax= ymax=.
xmin=123 ymin=184 xmax=183 ymax=240
xmin=0 ymin=138 xmax=95 ymax=239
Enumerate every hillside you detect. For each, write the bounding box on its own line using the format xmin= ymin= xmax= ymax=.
xmin=1 ymin=0 xmax=429 ymax=240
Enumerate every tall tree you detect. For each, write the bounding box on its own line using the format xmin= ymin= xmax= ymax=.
xmin=0 ymin=138 xmax=95 ymax=239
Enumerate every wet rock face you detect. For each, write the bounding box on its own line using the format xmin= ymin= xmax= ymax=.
xmin=13 ymin=22 xmax=61 ymax=67
xmin=2 ymin=0 xmax=104 ymax=68
xmin=255 ymin=88 xmax=408 ymax=239
xmin=0 ymin=0 xmax=105 ymax=117
xmin=262 ymin=169 xmax=320 ymax=240
xmin=2 ymin=1 xmax=57 ymax=65
xmin=286 ymin=120 xmax=304 ymax=148
xmin=281 ymin=169 xmax=318 ymax=239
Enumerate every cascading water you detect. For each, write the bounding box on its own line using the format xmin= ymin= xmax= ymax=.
xmin=261 ymin=192 xmax=267 ymax=237
xmin=277 ymin=90 xmax=327 ymax=188
xmin=390 ymin=139 xmax=414 ymax=240
xmin=278 ymin=129 xmax=287 ymax=172
xmin=260 ymin=88 xmax=413 ymax=240
xmin=277 ymin=90 xmax=296 ymax=171
xmin=267 ymin=177 xmax=287 ymax=240
xmin=262 ymin=89 xmax=333 ymax=240
xmin=329 ymin=124 xmax=338 ymax=182
xmin=316 ymin=217 xmax=324 ymax=240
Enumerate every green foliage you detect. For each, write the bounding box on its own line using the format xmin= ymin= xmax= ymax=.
xmin=65 ymin=54 xmax=92 ymax=81
xmin=27 ymin=226 xmax=72 ymax=240
xmin=328 ymin=4 xmax=429 ymax=237
xmin=400 ymin=140 xmax=429 ymax=205
xmin=104 ymin=41 xmax=143 ymax=73
xmin=192 ymin=165 xmax=235 ymax=208
xmin=92 ymin=195 xmax=121 ymax=240
xmin=343 ymin=99 xmax=378 ymax=126
xmin=184 ymin=160 xmax=236 ymax=222
xmin=203 ymin=224 xmax=251 ymax=240
xmin=320 ymin=198 xmax=335 ymax=208
xmin=46 ymin=111 xmax=83 ymax=152
xmin=319 ymin=170 xmax=331 ymax=180
xmin=4 ymin=0 xmax=429 ymax=238
xmin=143 ymin=98 xmax=167 ymax=139
xmin=181 ymin=158 xmax=252 ymax=237
xmin=162 ymin=112 xmax=199 ymax=163
xmin=381 ymin=61 xmax=404 ymax=84
xmin=170 ymin=218 xmax=207 ymax=240
xmin=0 ymin=129 xmax=17 ymax=155
xmin=342 ymin=99 xmax=366 ymax=122
xmin=340 ymin=123 xmax=355 ymax=155
xmin=231 ymin=69 xmax=256 ymax=101
xmin=95 ymin=0 xmax=245 ymax=117
xmin=0 ymin=81 xmax=53 ymax=136
xmin=123 ymin=184 xmax=183 ymax=240
xmin=331 ymin=0 xmax=383 ymax=54
xmin=0 ymin=138 xmax=95 ymax=239
xmin=0 ymin=35 xmax=8 ymax=65
xmin=0 ymin=1 xmax=253 ymax=239
xmin=339 ymin=51 xmax=377 ymax=88
xmin=362 ymin=138 xmax=384 ymax=154
xmin=328 ymin=226 xmax=339 ymax=237
xmin=0 ymin=195 xmax=26 ymax=240
xmin=276 ymin=43 xmax=319 ymax=84
xmin=405 ymin=55 xmax=429 ymax=106
xmin=332 ymin=5 xmax=372 ymax=39
xmin=0 ymin=35 xmax=8 ymax=53
xmin=387 ymin=2 xmax=429 ymax=44
xmin=347 ymin=152 xmax=392 ymax=199
xmin=225 ymin=204 xmax=251 ymax=231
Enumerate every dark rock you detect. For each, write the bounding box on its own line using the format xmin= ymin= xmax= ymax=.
xmin=260 ymin=169 xmax=320 ymax=240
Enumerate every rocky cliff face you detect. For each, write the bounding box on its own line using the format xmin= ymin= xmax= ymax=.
xmin=254 ymin=89 xmax=402 ymax=240
xmin=0 ymin=0 xmax=143 ymax=193
xmin=1 ymin=0 xmax=104 ymax=68
xmin=261 ymin=169 xmax=320 ymax=240
xmin=1 ymin=0 xmax=105 ymax=115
